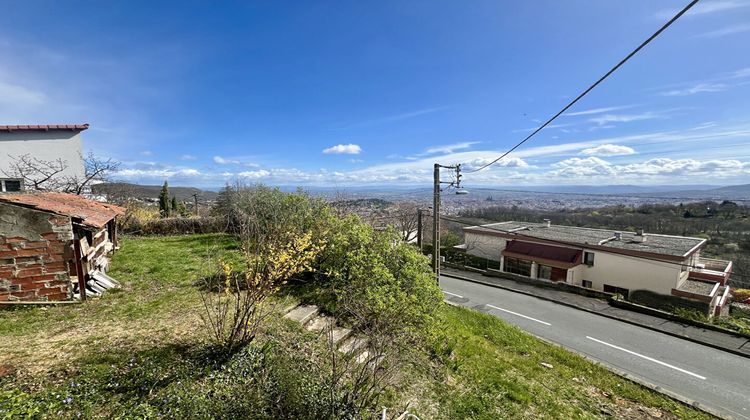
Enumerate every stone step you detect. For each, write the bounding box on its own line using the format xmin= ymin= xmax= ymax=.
xmin=329 ymin=327 xmax=352 ymax=345
xmin=283 ymin=304 xmax=319 ymax=325
xmin=306 ymin=315 xmax=335 ymax=331
xmin=280 ymin=299 xmax=300 ymax=315
xmin=356 ymin=350 xmax=384 ymax=368
xmin=339 ymin=336 xmax=368 ymax=355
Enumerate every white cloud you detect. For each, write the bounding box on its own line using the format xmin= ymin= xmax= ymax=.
xmin=589 ymin=112 xmax=661 ymax=125
xmin=464 ymin=157 xmax=529 ymax=170
xmin=140 ymin=150 xmax=153 ymax=157
xmin=728 ymin=67 xmax=750 ymax=79
xmin=618 ymin=158 xmax=746 ymax=176
xmin=580 ymin=144 xmax=635 ymax=156
xmin=655 ymin=1 xmax=749 ymax=19
xmin=116 ymin=167 xmax=204 ymax=179
xmin=694 ymin=23 xmax=750 ymax=39
xmin=180 ymin=154 xmax=197 ymax=161
xmin=424 ymin=141 xmax=480 ymax=155
xmin=237 ymin=169 xmax=270 ymax=178
xmin=565 ymin=105 xmax=633 ymax=116
xmin=213 ymin=155 xmax=240 ymax=165
xmin=322 ymin=143 xmax=362 ymax=155
xmin=0 ymin=81 xmax=47 ymax=106
xmin=333 ymin=106 xmax=449 ymax=130
xmin=659 ymin=82 xmax=728 ymax=96
xmin=551 ymin=157 xmax=615 ymax=178
xmin=548 ymin=157 xmax=750 ymax=181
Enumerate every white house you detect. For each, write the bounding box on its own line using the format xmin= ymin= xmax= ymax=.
xmin=0 ymin=124 xmax=88 ymax=192
xmin=458 ymin=220 xmax=732 ymax=312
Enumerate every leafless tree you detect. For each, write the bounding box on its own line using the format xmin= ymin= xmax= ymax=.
xmin=3 ymin=152 xmax=120 ymax=194
xmin=69 ymin=153 xmax=121 ymax=195
xmin=3 ymin=154 xmax=69 ymax=191
xmin=392 ymin=202 xmax=420 ymax=243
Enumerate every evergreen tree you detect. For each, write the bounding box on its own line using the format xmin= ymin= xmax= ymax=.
xmin=171 ymin=196 xmax=178 ymax=213
xmin=159 ymin=181 xmax=171 ymax=217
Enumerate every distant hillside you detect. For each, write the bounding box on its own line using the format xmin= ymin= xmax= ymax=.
xmin=93 ymin=183 xmax=219 ymax=202
xmin=633 ymin=184 xmax=750 ymax=200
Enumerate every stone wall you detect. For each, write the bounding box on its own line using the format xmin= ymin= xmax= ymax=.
xmin=0 ymin=203 xmax=75 ymax=302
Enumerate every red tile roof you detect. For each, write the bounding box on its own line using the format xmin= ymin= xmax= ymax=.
xmin=0 ymin=124 xmax=89 ymax=132
xmin=0 ymin=191 xmax=125 ymax=229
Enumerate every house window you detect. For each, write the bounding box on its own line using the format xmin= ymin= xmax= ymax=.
xmin=603 ymin=284 xmax=630 ymax=298
xmin=0 ymin=179 xmax=22 ymax=192
xmin=538 ymin=265 xmax=552 ymax=280
xmin=582 ymin=280 xmax=593 ymax=288
xmin=504 ymin=257 xmax=532 ymax=277
xmin=584 ymin=252 xmax=595 ymax=266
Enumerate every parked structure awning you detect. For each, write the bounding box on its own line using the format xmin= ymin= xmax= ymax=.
xmin=502 ymin=240 xmax=582 ymax=269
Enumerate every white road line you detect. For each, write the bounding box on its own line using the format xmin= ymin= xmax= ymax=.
xmin=486 ymin=304 xmax=551 ymax=326
xmin=586 ymin=336 xmax=706 ymax=380
xmin=443 ymin=291 xmax=464 ymax=298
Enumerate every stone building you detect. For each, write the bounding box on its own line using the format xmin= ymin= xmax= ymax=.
xmin=0 ymin=191 xmax=125 ymax=302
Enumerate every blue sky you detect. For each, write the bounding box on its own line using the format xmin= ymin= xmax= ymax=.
xmin=1 ymin=0 xmax=750 ymax=188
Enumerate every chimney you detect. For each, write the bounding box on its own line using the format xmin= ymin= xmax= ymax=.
xmin=614 ymin=231 xmax=622 ymax=241
xmin=543 ymin=219 xmax=551 ymax=228
xmin=634 ymin=229 xmax=646 ymax=243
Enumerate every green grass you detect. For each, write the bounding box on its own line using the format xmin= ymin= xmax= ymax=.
xmin=416 ymin=306 xmax=709 ymax=419
xmin=1 ymin=235 xmax=712 ymax=419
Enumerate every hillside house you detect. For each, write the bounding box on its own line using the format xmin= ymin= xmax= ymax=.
xmin=0 ymin=124 xmax=88 ymax=192
xmin=0 ymin=192 xmax=125 ymax=303
xmin=458 ymin=220 xmax=733 ymax=315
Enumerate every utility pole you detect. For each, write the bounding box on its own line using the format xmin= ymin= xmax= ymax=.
xmin=432 ymin=163 xmax=467 ymax=282
xmin=417 ymin=208 xmax=424 ymax=253
xmin=432 ymin=164 xmax=441 ymax=279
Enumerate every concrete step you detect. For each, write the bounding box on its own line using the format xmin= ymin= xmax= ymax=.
xmin=306 ymin=315 xmax=335 ymax=331
xmin=338 ymin=336 xmax=368 ymax=354
xmin=329 ymin=327 xmax=352 ymax=345
xmin=283 ymin=304 xmax=319 ymax=325
xmin=280 ymin=299 xmax=300 ymax=315
xmin=356 ymin=350 xmax=384 ymax=368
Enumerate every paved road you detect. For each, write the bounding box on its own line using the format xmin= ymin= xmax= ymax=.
xmin=440 ymin=275 xmax=750 ymax=419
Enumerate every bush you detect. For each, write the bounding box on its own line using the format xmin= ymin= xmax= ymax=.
xmin=732 ymin=288 xmax=750 ymax=303
xmin=138 ymin=216 xmax=227 ymax=235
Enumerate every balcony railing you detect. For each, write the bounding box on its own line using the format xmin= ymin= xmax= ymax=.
xmin=689 ymin=257 xmax=732 ymax=284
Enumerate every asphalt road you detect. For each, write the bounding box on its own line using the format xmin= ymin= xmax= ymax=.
xmin=440 ymin=275 xmax=750 ymax=419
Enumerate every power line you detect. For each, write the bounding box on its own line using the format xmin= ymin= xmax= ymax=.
xmin=465 ymin=0 xmax=701 ymax=174
xmin=437 ymin=214 xmax=750 ymax=282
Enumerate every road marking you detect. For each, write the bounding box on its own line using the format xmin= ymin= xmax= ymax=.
xmin=586 ymin=336 xmax=706 ymax=380
xmin=443 ymin=291 xmax=464 ymax=298
xmin=486 ymin=304 xmax=551 ymax=326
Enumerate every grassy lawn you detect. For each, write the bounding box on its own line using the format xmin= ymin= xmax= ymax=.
xmin=0 ymin=234 xmax=242 ymax=375
xmin=420 ymin=306 xmax=707 ymax=419
xmin=0 ymin=235 xmax=710 ymax=418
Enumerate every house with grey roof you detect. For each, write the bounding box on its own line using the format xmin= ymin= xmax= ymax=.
xmin=458 ymin=220 xmax=733 ymax=315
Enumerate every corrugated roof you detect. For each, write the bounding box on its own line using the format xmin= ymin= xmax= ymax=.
xmin=0 ymin=191 xmax=125 ymax=229
xmin=0 ymin=124 xmax=89 ymax=132
xmin=465 ymin=221 xmax=705 ymax=258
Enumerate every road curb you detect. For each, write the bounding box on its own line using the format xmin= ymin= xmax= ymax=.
xmin=441 ymin=272 xmax=750 ymax=360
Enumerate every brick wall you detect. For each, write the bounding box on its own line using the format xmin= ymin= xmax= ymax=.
xmin=0 ymin=208 xmax=74 ymax=302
